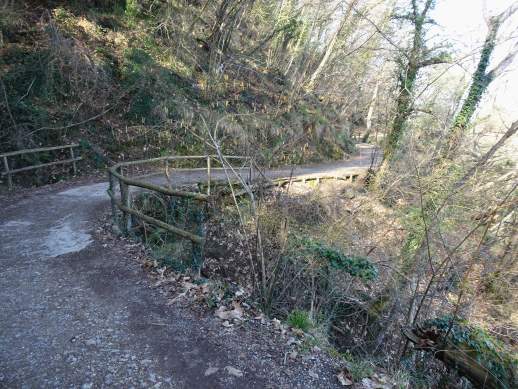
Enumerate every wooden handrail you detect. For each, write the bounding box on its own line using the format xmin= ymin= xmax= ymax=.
xmin=1 ymin=144 xmax=81 ymax=190
xmin=1 ymin=157 xmax=82 ymax=175
xmin=0 ymin=144 xmax=79 ymax=158
xmin=107 ymin=154 xmax=367 ymax=252
xmin=109 ymin=168 xmax=209 ymax=201
xmin=107 ymin=154 xmax=371 ymax=274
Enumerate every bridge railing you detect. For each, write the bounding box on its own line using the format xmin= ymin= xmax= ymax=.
xmin=1 ymin=144 xmax=82 ymax=190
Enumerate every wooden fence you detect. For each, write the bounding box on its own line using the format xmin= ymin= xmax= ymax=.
xmin=1 ymin=144 xmax=81 ymax=190
xmin=107 ymin=155 xmax=252 ymax=246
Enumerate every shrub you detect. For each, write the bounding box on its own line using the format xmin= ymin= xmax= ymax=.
xmin=294 ymin=237 xmax=378 ymax=281
xmin=287 ymin=309 xmax=312 ymax=331
xmin=131 ymin=191 xmax=207 ymax=272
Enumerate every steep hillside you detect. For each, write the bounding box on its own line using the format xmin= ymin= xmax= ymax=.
xmin=0 ymin=0 xmax=355 ymax=178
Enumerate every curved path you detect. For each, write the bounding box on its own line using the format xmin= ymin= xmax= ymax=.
xmin=0 ymin=146 xmax=378 ymax=388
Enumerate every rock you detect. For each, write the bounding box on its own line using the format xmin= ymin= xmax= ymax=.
xmin=204 ymin=367 xmax=219 ymax=376
xmin=225 ymin=366 xmax=243 ymax=377
xmin=85 ymin=338 xmax=97 ymax=346
xmin=309 ymin=370 xmax=319 ymax=379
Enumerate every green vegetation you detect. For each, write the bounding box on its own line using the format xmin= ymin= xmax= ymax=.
xmin=131 ymin=190 xmax=206 ymax=272
xmin=294 ymin=237 xmax=378 ymax=281
xmin=342 ymin=352 xmax=375 ymax=381
xmin=424 ymin=316 xmax=517 ymax=388
xmin=287 ymin=309 xmax=313 ymax=331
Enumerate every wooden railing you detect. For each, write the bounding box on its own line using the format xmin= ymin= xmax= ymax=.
xmin=231 ymin=169 xmax=367 ymax=197
xmin=107 ymin=155 xmax=252 ymax=246
xmin=107 ymin=155 xmax=369 ymax=272
xmin=271 ymin=170 xmax=365 ymax=186
xmin=1 ymin=144 xmax=82 ymax=190
xmin=107 ymin=156 xmax=368 ymax=242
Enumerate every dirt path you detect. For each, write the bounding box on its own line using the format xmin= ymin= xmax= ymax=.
xmin=0 ymin=146 xmax=377 ymax=388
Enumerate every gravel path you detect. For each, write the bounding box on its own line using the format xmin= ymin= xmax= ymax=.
xmin=0 ymin=146 xmax=378 ymax=388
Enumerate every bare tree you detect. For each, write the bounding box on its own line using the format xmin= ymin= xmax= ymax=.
xmin=306 ymin=0 xmax=361 ymax=91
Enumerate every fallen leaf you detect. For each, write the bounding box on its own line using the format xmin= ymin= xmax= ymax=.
xmin=157 ymin=266 xmax=167 ymax=277
xmin=336 ymin=370 xmax=353 ymax=386
xmin=254 ymin=313 xmax=266 ymax=323
xmin=361 ymin=378 xmax=375 ymax=388
xmin=215 ymin=303 xmax=244 ymax=321
xmin=286 ymin=337 xmax=298 ymax=346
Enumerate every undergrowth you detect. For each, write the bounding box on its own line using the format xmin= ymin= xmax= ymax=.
xmin=130 ymin=190 xmax=206 ymax=272
xmin=424 ymin=316 xmax=517 ymax=388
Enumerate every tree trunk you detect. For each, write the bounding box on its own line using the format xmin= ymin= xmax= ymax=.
xmin=381 ymin=0 xmax=433 ymax=163
xmin=446 ymin=3 xmax=518 ymax=157
xmin=362 ymin=78 xmax=379 ymax=142
xmin=306 ymin=0 xmax=359 ymax=90
xmin=445 ymin=20 xmax=498 ymax=156
xmin=384 ymin=60 xmax=419 ymax=161
xmin=403 ymin=327 xmax=515 ymax=389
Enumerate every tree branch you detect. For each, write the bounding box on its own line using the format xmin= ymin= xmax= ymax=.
xmin=353 ymin=6 xmax=408 ymax=59
xmin=419 ymin=55 xmax=451 ymax=67
xmin=495 ymin=2 xmax=518 ymax=24
xmin=486 ymin=39 xmax=518 ymax=80
xmin=459 ymin=120 xmax=518 ymax=186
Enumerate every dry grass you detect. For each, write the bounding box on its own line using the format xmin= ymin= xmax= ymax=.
xmin=203 ymin=179 xmax=405 ymax=354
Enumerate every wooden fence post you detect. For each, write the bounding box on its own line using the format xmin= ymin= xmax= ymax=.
xmin=119 ymin=178 xmax=131 ymax=233
xmin=0 ymin=144 xmax=81 ymax=189
xmin=207 ymin=156 xmax=211 ymax=195
xmin=108 ymin=171 xmax=119 ymax=227
xmin=70 ymin=146 xmax=77 ymax=175
xmin=3 ymin=156 xmax=12 ymax=190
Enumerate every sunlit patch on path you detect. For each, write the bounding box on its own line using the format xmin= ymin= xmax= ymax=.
xmin=44 ymin=218 xmax=93 ymax=258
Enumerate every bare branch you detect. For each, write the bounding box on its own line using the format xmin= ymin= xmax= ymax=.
xmin=486 ymin=39 xmax=518 ymax=80
xmin=420 ymin=0 xmax=434 ymax=19
xmin=418 ymin=55 xmax=451 ymax=67
xmin=495 ymin=2 xmax=518 ymax=24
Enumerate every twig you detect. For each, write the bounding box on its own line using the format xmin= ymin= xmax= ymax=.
xmin=24 ymin=105 xmax=114 ymax=138
xmin=17 ymin=78 xmax=35 ymax=103
xmin=0 ymin=77 xmax=17 ymax=129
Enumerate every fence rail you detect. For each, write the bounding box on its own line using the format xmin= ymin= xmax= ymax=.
xmin=1 ymin=144 xmax=82 ymax=190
